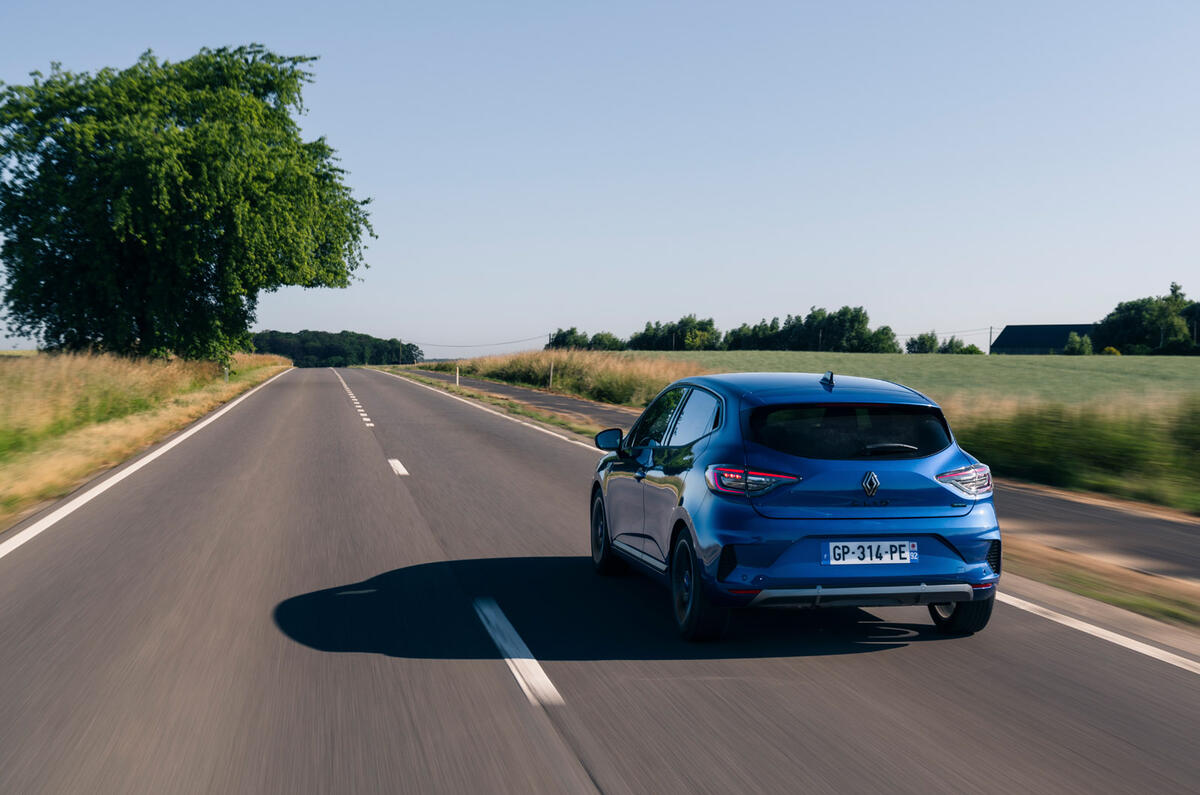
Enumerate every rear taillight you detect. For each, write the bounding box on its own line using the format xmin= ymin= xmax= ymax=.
xmin=705 ymin=465 xmax=799 ymax=495
xmin=936 ymin=463 xmax=993 ymax=496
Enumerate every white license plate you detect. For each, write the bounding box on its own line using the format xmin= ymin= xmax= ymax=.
xmin=827 ymin=541 xmax=916 ymax=565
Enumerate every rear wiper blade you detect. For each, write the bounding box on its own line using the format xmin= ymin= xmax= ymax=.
xmin=859 ymin=443 xmax=919 ymax=456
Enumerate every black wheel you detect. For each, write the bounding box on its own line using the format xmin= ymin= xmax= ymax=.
xmin=591 ymin=494 xmax=625 ymax=575
xmin=929 ymin=596 xmax=994 ymax=635
xmin=670 ymin=534 xmax=728 ymax=641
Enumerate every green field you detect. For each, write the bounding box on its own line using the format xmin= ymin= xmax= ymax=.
xmin=629 ymin=350 xmax=1200 ymax=406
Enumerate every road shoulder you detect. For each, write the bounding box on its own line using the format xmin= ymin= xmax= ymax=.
xmin=1000 ymin=572 xmax=1200 ymax=664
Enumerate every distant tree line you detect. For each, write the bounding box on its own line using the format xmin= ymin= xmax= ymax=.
xmin=547 ymin=283 xmax=1200 ymax=356
xmin=253 ymin=330 xmax=422 ymax=367
xmin=547 ymin=308 xmax=972 ymax=354
xmin=548 ymin=308 xmax=904 ymax=354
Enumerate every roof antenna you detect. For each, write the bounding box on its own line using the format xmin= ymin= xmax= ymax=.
xmin=820 ymin=370 xmax=835 ymax=387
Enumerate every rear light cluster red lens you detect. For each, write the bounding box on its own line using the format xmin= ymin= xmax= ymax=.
xmin=705 ymin=465 xmax=799 ymax=495
xmin=936 ymin=463 xmax=993 ymax=496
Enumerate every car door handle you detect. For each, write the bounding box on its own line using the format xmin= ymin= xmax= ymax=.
xmin=635 ymin=468 xmax=647 ymax=481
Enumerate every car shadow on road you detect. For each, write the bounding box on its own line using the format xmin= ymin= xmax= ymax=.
xmin=273 ymin=555 xmax=951 ymax=661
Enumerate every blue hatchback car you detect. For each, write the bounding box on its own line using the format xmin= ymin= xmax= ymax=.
xmin=590 ymin=372 xmax=1000 ymax=640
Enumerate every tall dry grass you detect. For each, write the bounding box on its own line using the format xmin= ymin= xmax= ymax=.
xmin=954 ymin=396 xmax=1200 ymax=513
xmin=0 ymin=352 xmax=289 ymax=529
xmin=427 ymin=349 xmax=712 ymax=406
xmin=0 ymin=352 xmax=287 ymax=461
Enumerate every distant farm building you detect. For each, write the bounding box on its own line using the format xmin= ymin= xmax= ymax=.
xmin=991 ymin=324 xmax=1094 ymax=355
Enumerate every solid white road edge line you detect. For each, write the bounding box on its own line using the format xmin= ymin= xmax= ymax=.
xmin=371 ymin=369 xmax=600 ymax=454
xmin=0 ymin=367 xmax=294 ymax=564
xmin=388 ymin=458 xmax=409 ymax=476
xmin=473 ymin=597 xmax=564 ymax=706
xmin=996 ymin=592 xmax=1200 ymax=676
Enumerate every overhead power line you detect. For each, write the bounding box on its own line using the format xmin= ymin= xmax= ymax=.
xmin=892 ymin=326 xmax=994 ymax=337
xmin=409 ymin=333 xmax=548 ymax=349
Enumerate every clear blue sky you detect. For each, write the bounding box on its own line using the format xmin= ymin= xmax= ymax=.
xmin=3 ymin=1 xmax=1198 ymax=355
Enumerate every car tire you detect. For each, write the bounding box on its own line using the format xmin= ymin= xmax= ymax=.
xmin=591 ymin=494 xmax=625 ymax=575
xmin=671 ymin=534 xmax=728 ymax=641
xmin=928 ymin=596 xmax=994 ymax=635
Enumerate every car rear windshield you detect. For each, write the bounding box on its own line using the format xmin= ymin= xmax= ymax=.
xmin=748 ymin=403 xmax=952 ymax=460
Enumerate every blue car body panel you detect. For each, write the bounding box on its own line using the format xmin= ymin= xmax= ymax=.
xmin=594 ymin=372 xmax=1001 ymax=609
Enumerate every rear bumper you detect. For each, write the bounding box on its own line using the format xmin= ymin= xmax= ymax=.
xmin=748 ymin=582 xmax=980 ymax=608
xmin=693 ymin=496 xmax=1001 ymax=608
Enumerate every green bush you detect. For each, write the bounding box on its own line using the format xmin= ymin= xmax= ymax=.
xmin=1063 ymin=332 xmax=1093 ymax=355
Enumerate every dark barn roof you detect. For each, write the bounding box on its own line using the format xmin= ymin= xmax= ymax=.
xmin=991 ymin=324 xmax=1094 ymax=354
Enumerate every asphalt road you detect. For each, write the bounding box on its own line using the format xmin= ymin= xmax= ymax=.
xmin=0 ymin=368 xmax=1197 ymax=794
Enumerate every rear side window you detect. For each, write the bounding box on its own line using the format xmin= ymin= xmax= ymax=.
xmin=665 ymin=389 xmax=720 ymax=446
xmin=748 ymin=404 xmax=951 ymax=460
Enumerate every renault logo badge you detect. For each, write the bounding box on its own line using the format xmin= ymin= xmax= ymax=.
xmin=862 ymin=471 xmax=880 ymax=497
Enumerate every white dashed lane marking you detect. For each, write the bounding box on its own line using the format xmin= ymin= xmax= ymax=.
xmin=330 ymin=369 xmax=377 ymax=430
xmin=473 ymin=597 xmax=563 ymax=706
xmin=388 ymin=458 xmax=409 ymax=476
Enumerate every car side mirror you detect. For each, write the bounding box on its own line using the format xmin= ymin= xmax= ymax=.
xmin=595 ymin=428 xmax=623 ymax=451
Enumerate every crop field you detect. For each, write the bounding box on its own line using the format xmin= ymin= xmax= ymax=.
xmin=631 ymin=350 xmax=1200 ymax=407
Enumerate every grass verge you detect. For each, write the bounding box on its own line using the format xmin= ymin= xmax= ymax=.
xmin=388 ymin=371 xmax=602 ymax=437
xmin=0 ymin=353 xmax=290 ymax=533
xmin=1004 ymin=537 xmax=1200 ymax=627
xmin=420 ymin=349 xmax=708 ymax=406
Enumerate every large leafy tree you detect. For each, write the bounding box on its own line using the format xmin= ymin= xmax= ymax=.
xmin=905 ymin=331 xmax=939 ymax=354
xmin=1092 ymin=283 xmax=1192 ymax=353
xmin=0 ymin=46 xmax=372 ymax=361
xmin=545 ymin=327 xmax=591 ymax=349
